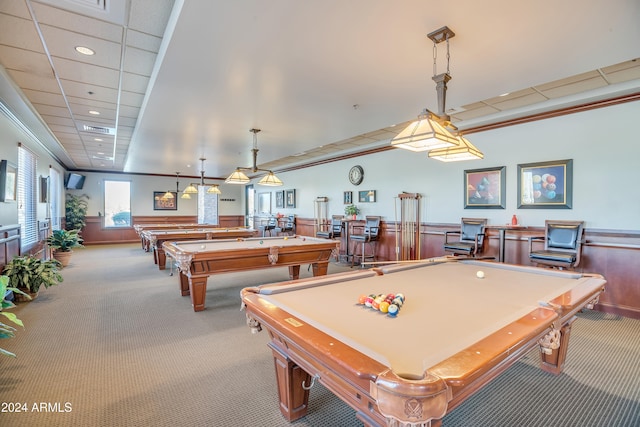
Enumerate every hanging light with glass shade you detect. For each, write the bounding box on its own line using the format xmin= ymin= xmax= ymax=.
xmin=391 ymin=26 xmax=483 ymax=161
xmin=225 ymin=129 xmax=283 ymax=186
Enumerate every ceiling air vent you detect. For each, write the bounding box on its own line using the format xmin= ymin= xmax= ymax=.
xmin=83 ymin=125 xmax=115 ymax=135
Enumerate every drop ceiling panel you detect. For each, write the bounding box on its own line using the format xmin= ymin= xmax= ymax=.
xmin=122 ymin=47 xmax=156 ymax=77
xmin=23 ymin=90 xmax=67 ymax=107
xmin=0 ymin=46 xmax=52 ymax=77
xmin=59 ymin=79 xmax=118 ymax=102
xmin=537 ymin=77 xmax=608 ymax=99
xmin=490 ymin=92 xmax=550 ymax=111
xmin=0 ymin=14 xmax=46 ymax=52
xmin=32 ymin=103 xmax=72 ymax=118
xmin=39 ymin=25 xmax=123 ymax=68
xmin=6 ymin=69 xmax=59 ymax=92
xmin=121 ymin=72 xmax=150 ymax=93
xmin=51 ymin=56 xmax=120 ymax=88
xmin=32 ymin=2 xmax=123 ymax=44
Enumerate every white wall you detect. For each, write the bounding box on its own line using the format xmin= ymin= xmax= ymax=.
xmin=0 ymin=113 xmax=65 ymax=226
xmin=3 ymin=100 xmax=638 ymax=231
xmin=67 ymin=172 xmax=245 ymax=218
xmin=269 ymin=101 xmax=640 ymax=230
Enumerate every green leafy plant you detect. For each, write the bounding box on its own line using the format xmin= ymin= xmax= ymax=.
xmin=344 ymin=204 xmax=360 ymax=216
xmin=2 ymin=255 xmax=63 ymax=294
xmin=1 ymin=275 xmax=30 ymax=357
xmin=46 ymin=229 xmax=84 ymax=252
xmin=65 ymin=193 xmax=89 ymax=231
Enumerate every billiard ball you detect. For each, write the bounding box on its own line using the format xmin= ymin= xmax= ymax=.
xmin=259 ymin=240 xmax=263 ymax=245
xmin=387 ymin=304 xmax=399 ymax=316
xmin=200 ymin=244 xmax=206 ymax=249
xmin=358 ymin=294 xmax=367 ymax=305
xmin=284 ymin=236 xmax=288 ymax=240
xmin=476 ymin=270 xmax=485 ymax=279
xmin=379 ymin=301 xmax=390 ymax=313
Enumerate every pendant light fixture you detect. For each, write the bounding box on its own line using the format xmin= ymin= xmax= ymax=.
xmin=391 ymin=26 xmax=483 ymax=161
xmin=225 ymin=129 xmax=283 ymax=186
xmin=183 ymin=158 xmax=222 ymax=195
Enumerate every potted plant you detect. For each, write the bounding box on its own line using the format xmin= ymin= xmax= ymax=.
xmin=344 ymin=204 xmax=360 ymax=219
xmin=46 ymin=229 xmax=84 ymax=267
xmin=2 ymin=255 xmax=63 ymax=301
xmin=65 ymin=193 xmax=89 ymax=231
xmin=1 ymin=275 xmax=30 ymax=357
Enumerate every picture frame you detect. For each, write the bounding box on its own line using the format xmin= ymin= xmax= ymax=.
xmin=258 ymin=192 xmax=272 ymax=214
xmin=153 ymin=191 xmax=177 ymax=210
xmin=0 ymin=160 xmax=17 ymax=203
xmin=464 ymin=166 xmax=506 ymax=209
xmin=343 ymin=191 xmax=352 ymax=204
xmin=285 ymin=189 xmax=296 ymax=208
xmin=40 ymin=176 xmax=49 ymax=203
xmin=517 ymin=159 xmax=573 ymax=209
xmin=358 ymin=190 xmax=376 ymax=203
xmin=275 ymin=190 xmax=285 ymax=209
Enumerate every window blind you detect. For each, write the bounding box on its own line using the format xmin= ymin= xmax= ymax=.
xmin=18 ymin=144 xmax=37 ymax=249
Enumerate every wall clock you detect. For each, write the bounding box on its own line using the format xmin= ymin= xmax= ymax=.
xmin=349 ymin=165 xmax=364 ymax=186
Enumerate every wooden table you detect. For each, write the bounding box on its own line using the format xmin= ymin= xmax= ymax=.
xmin=241 ymin=259 xmax=605 ymax=426
xmin=163 ymin=236 xmax=339 ymax=312
xmin=134 ymin=223 xmax=224 ymax=251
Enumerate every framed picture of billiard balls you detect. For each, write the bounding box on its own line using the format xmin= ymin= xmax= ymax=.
xmin=517 ymin=159 xmax=573 ymax=209
xmin=464 ymin=166 xmax=505 ymax=209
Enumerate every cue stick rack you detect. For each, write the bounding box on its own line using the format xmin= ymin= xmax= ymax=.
xmin=394 ymin=192 xmax=422 ymax=261
xmin=314 ymin=197 xmax=329 ymax=235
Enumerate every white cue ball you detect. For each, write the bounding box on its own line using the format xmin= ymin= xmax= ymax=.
xmin=200 ymin=244 xmax=206 ymax=249
xmin=476 ymin=270 xmax=485 ymax=279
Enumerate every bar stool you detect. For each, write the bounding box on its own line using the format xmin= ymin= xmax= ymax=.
xmin=350 ymin=216 xmax=381 ymax=267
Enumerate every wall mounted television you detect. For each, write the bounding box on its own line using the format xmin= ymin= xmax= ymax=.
xmin=65 ymin=173 xmax=86 ymax=190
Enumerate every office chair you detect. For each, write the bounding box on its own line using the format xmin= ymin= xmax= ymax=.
xmin=443 ymin=217 xmax=487 ymax=257
xmin=529 ymin=220 xmax=584 ymax=269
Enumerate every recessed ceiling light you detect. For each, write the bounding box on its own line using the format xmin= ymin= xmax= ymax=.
xmin=499 ymin=92 xmax=510 ymax=97
xmin=89 ymin=110 xmax=100 ymax=115
xmin=75 ymin=46 xmax=95 ymax=55
xmin=94 ymin=138 xmax=103 ymax=141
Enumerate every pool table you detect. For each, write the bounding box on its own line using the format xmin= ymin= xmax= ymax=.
xmin=134 ymin=223 xmax=225 ymax=251
xmin=163 ymin=236 xmax=339 ymax=312
xmin=141 ymin=227 xmax=258 ymax=269
xmin=241 ymin=259 xmax=605 ymax=426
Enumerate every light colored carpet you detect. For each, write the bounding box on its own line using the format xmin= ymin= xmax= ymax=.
xmin=0 ymin=244 xmax=638 ymax=427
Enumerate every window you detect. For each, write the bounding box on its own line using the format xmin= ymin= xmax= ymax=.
xmin=104 ymin=180 xmax=131 ymax=227
xmin=17 ymin=144 xmax=37 ymax=250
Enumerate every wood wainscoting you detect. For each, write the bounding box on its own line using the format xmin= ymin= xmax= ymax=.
xmin=81 ymin=215 xmax=246 ymax=245
xmin=297 ymin=217 xmax=640 ymax=320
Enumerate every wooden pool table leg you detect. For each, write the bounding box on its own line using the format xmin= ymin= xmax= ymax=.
xmin=288 ymin=265 xmax=301 ymax=280
xmin=156 ymin=248 xmax=166 ymax=270
xmin=310 ymin=262 xmax=329 ymax=277
xmin=540 ymin=316 xmax=576 ymax=375
xmin=188 ymin=275 xmax=208 ymax=312
xmin=268 ymin=342 xmax=311 ymax=422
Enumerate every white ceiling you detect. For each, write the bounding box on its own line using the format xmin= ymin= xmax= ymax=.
xmin=1 ymin=0 xmax=639 ymax=180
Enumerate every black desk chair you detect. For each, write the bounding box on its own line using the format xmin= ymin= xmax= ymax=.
xmin=443 ymin=218 xmax=487 ymax=257
xmin=316 ymin=215 xmax=342 ymax=239
xmin=529 ymin=220 xmax=584 ymax=270
xmin=279 ymin=215 xmax=295 ymax=236
xmin=262 ymin=216 xmax=278 ymax=237
xmin=350 ymin=216 xmax=381 ymax=267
